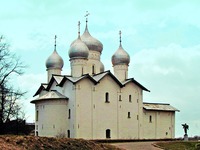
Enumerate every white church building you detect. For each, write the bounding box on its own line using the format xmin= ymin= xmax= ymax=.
xmin=31 ymin=18 xmax=179 ymax=139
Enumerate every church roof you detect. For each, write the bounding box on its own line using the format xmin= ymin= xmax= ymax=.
xmin=93 ymin=70 xmax=123 ymax=87
xmin=123 ymin=78 xmax=150 ymax=92
xmin=58 ymin=74 xmax=98 ymax=87
xmin=143 ymin=102 xmax=179 ymax=112
xmin=33 ymin=71 xmax=149 ymax=96
xmin=45 ymin=75 xmax=64 ymax=90
xmin=92 ymin=71 xmax=108 ymax=81
xmin=33 ymin=83 xmax=48 ymax=97
xmin=31 ymin=90 xmax=68 ymax=103
xmin=45 ymin=74 xmax=97 ymax=91
xmin=66 ymin=75 xmax=97 ymax=84
xmin=53 ymin=75 xmax=63 ymax=84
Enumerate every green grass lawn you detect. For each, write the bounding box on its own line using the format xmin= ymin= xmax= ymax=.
xmin=156 ymin=141 xmax=200 ymax=150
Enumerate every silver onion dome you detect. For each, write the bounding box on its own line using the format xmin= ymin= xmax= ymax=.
xmin=46 ymin=50 xmax=64 ymax=69
xmin=112 ymin=45 xmax=130 ymax=66
xmin=81 ymin=23 xmax=103 ymax=53
xmin=112 ymin=30 xmax=130 ymax=66
xmin=68 ymin=37 xmax=89 ymax=59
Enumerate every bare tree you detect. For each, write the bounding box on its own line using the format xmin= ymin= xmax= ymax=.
xmin=0 ymin=35 xmax=26 ymax=126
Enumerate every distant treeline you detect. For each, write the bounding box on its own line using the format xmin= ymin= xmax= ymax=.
xmin=0 ymin=119 xmax=34 ymax=135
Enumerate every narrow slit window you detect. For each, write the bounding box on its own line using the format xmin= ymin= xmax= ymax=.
xmin=82 ymin=67 xmax=84 ymax=75
xmin=36 ymin=110 xmax=39 ymax=121
xmin=129 ymin=95 xmax=132 ymax=102
xmin=149 ymin=115 xmax=152 ymax=123
xmin=119 ymin=95 xmax=122 ymax=101
xmin=128 ymin=112 xmax=131 ymax=118
xmin=67 ymin=130 xmax=70 ymax=138
xmin=92 ymin=65 xmax=95 ymax=74
xmin=68 ymin=109 xmax=71 ymax=119
xmin=105 ymin=92 xmax=109 ymax=103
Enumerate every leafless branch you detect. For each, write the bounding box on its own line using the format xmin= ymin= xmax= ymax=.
xmin=0 ymin=35 xmax=26 ymax=124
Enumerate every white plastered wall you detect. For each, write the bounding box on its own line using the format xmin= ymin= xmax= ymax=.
xmin=62 ymin=80 xmax=76 ymax=138
xmin=92 ymin=75 xmax=120 ymax=139
xmin=74 ymin=78 xmax=93 ymax=139
xmin=143 ymin=110 xmax=175 ymax=139
xmin=119 ymin=82 xmax=143 ymax=139
xmin=35 ymin=100 xmax=68 ymax=137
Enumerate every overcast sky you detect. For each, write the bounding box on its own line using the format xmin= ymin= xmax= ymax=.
xmin=1 ymin=0 xmax=200 ymax=137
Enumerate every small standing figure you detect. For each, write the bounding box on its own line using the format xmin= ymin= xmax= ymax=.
xmin=182 ymin=123 xmax=189 ymax=135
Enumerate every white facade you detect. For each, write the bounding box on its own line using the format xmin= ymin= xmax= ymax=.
xmin=31 ymin=20 xmax=178 ymax=139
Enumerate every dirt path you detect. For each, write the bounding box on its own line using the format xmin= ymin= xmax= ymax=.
xmin=112 ymin=141 xmax=162 ymax=150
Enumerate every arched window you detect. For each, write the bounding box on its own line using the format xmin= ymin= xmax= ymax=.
xmin=105 ymin=92 xmax=109 ymax=103
xmin=106 ymin=129 xmax=111 ymax=138
xmin=149 ymin=115 xmax=152 ymax=123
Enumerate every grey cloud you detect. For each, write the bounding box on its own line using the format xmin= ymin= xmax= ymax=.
xmin=129 ymin=44 xmax=200 ymax=137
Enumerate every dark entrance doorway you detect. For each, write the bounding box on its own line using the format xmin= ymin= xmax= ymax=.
xmin=67 ymin=130 xmax=70 ymax=138
xmin=106 ymin=129 xmax=111 ymax=138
